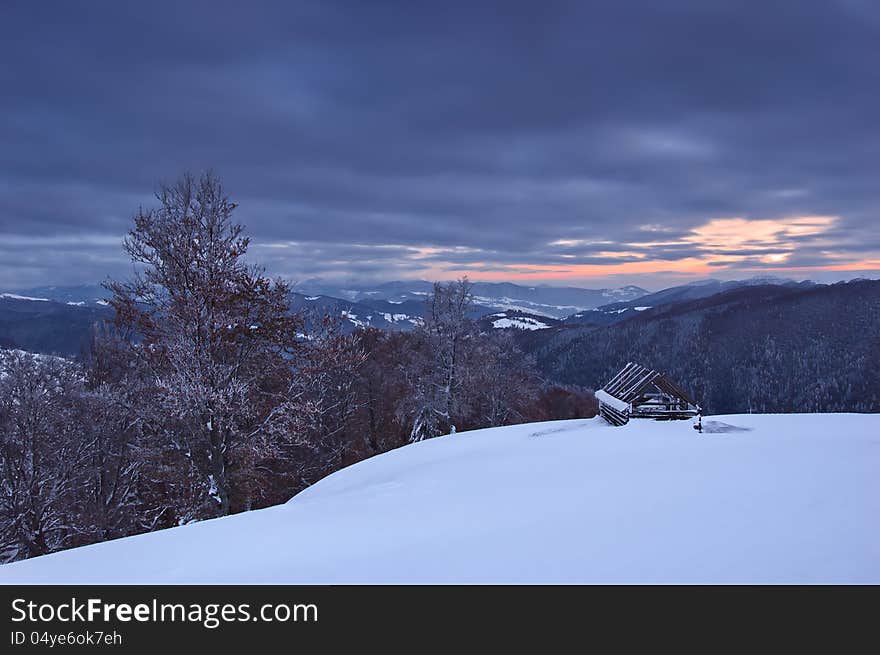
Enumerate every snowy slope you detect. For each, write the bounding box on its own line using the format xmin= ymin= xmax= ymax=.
xmin=1 ymin=414 xmax=878 ymax=584
xmin=491 ymin=316 xmax=550 ymax=330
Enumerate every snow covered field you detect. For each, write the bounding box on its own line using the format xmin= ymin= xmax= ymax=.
xmin=1 ymin=414 xmax=878 ymax=584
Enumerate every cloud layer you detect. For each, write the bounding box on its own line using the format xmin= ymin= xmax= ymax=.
xmin=2 ymin=0 xmax=879 ymax=289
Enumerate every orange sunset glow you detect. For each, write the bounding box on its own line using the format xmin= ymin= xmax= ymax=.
xmin=423 ymin=215 xmax=880 ymax=282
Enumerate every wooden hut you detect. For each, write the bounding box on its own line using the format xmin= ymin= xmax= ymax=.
xmin=596 ymin=362 xmax=700 ymax=426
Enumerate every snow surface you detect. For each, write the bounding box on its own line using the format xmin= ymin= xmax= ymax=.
xmin=382 ymin=312 xmax=413 ymax=323
xmin=595 ymin=389 xmax=630 ymax=412
xmin=1 ymin=414 xmax=878 ymax=584
xmin=492 ymin=317 xmax=550 ymax=330
xmin=0 ymin=293 xmax=49 ymax=302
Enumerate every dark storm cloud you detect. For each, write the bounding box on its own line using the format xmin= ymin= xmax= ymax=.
xmin=1 ymin=0 xmax=879 ymax=288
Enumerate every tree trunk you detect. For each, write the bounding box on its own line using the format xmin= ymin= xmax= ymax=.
xmin=207 ymin=428 xmax=231 ymax=516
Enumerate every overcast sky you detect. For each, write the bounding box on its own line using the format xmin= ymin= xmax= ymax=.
xmin=2 ymin=0 xmax=879 ymax=291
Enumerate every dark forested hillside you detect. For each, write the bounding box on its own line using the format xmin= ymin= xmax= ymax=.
xmin=0 ymin=296 xmax=112 ymax=356
xmin=526 ymin=280 xmax=880 ymax=414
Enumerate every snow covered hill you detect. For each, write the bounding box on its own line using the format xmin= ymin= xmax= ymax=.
xmin=478 ymin=310 xmax=561 ymax=331
xmin=1 ymin=414 xmax=877 ymax=584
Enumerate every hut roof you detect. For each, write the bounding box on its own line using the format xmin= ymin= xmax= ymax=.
xmin=600 ymin=362 xmax=698 ymax=408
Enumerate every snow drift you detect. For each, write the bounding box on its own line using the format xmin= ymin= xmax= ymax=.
xmin=1 ymin=414 xmax=878 ymax=584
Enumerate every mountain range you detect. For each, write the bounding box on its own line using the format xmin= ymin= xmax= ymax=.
xmin=0 ymin=280 xmax=652 ymax=354
xmin=3 ymin=276 xmax=879 ymax=416
xmin=292 ymin=279 xmax=649 ymax=317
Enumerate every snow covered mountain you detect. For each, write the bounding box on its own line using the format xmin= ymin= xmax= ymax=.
xmin=2 ymin=413 xmax=876 ymax=584
xmin=289 ymin=293 xmax=428 ymax=331
xmin=294 ymin=280 xmax=649 ymax=318
xmin=591 ymin=276 xmax=814 ymax=315
xmin=0 ymin=281 xmax=646 ymax=353
xmin=5 ymin=284 xmax=113 ymax=307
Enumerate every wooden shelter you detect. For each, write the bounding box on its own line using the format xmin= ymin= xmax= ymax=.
xmin=596 ymin=362 xmax=700 ymax=426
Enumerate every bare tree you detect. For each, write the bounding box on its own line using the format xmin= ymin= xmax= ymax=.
xmin=355 ymin=329 xmax=414 ymax=454
xmin=407 ymin=278 xmax=476 ymax=440
xmin=470 ymin=331 xmax=540 ymax=427
xmin=77 ymin=326 xmax=146 ymax=538
xmin=298 ymin=318 xmax=367 ymax=467
xmin=0 ymin=352 xmax=91 ymax=561
xmin=104 ymin=172 xmax=303 ymax=517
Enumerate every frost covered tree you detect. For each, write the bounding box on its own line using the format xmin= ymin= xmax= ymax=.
xmin=407 ymin=278 xmax=478 ymax=440
xmin=401 ymin=278 xmax=546 ymax=440
xmin=296 ymin=317 xmax=367 ymax=468
xmin=250 ymin=317 xmax=370 ymax=502
xmin=78 ymin=327 xmax=145 ymax=540
xmin=0 ymin=352 xmax=90 ymax=560
xmin=105 ymin=172 xmax=302 ymax=518
xmin=470 ymin=331 xmax=540 ymax=427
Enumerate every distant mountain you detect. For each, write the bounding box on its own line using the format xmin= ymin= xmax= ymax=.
xmin=8 ymin=277 xmax=859 ymax=384
xmin=9 ymin=284 xmax=113 ymax=307
xmin=12 ymin=280 xmax=652 ymax=326
xmin=294 ymin=280 xmax=649 ymax=318
xmin=0 ymin=291 xmax=430 ymax=356
xmin=0 ymin=295 xmax=112 ymax=356
xmin=289 ymin=293 xmax=427 ymax=332
xmin=560 ymin=277 xmax=816 ymax=327
xmin=594 ymin=277 xmax=814 ymax=314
